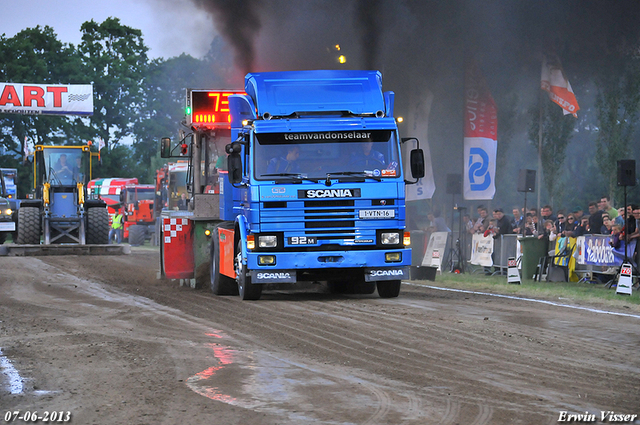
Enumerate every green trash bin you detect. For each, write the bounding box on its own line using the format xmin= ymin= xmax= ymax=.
xmin=518 ymin=236 xmax=549 ymax=280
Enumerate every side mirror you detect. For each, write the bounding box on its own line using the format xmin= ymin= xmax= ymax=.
xmin=227 ymin=153 xmax=243 ymax=184
xmin=160 ymin=137 xmax=171 ymax=158
xmin=410 ymin=149 xmax=425 ymax=179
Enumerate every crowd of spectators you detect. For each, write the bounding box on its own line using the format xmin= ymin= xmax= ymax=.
xmin=456 ymin=196 xmax=640 ymax=264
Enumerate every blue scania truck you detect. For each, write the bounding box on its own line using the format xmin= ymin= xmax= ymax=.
xmin=160 ymin=70 xmax=424 ymax=300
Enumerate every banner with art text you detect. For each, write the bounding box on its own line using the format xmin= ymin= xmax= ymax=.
xmin=0 ymin=83 xmax=93 ymax=116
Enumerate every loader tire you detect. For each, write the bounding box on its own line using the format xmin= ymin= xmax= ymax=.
xmin=128 ymin=225 xmax=146 ymax=246
xmin=86 ymin=207 xmax=109 ymax=244
xmin=16 ymin=207 xmax=41 ymax=244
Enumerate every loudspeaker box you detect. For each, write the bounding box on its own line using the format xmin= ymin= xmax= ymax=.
xmin=617 ymin=160 xmax=636 ymax=186
xmin=517 ymin=169 xmax=536 ymax=193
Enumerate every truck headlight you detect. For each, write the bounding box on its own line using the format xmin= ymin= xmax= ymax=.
xmin=3 ymin=209 xmax=11 ymax=216
xmin=258 ymin=235 xmax=278 ymax=248
xmin=381 ymin=232 xmax=400 ymax=245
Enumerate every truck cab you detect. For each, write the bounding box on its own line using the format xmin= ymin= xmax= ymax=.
xmin=160 ymin=70 xmax=424 ymax=300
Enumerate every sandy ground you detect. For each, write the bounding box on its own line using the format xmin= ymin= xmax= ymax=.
xmin=1 ymin=247 xmax=639 ymax=425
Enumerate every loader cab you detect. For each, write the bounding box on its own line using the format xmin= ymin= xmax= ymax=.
xmin=36 ymin=146 xmax=90 ymax=188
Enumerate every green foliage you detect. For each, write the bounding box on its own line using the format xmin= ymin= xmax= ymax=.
xmin=78 ymin=18 xmax=149 ymax=150
xmin=527 ymin=99 xmax=576 ymax=205
xmin=594 ymin=56 xmax=640 ymax=200
xmin=0 ymin=26 xmax=85 ymax=156
xmin=0 ymin=21 xmax=238 ymax=187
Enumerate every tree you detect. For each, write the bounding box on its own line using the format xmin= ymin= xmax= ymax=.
xmin=78 ymin=18 xmax=149 ymax=150
xmin=0 ymin=26 xmax=84 ymax=159
xmin=594 ymin=57 xmax=640 ymax=201
xmin=528 ymin=99 xmax=576 ymax=206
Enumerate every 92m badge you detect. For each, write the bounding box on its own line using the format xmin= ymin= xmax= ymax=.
xmin=288 ymin=236 xmax=317 ymax=245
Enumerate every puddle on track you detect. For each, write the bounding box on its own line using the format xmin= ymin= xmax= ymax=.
xmin=184 ymin=331 xmax=419 ymax=424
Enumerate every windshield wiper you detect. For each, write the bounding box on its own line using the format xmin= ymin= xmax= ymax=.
xmin=48 ymin=166 xmax=62 ymax=185
xmin=326 ymin=171 xmax=381 ymax=182
xmin=261 ymin=173 xmax=318 ymax=183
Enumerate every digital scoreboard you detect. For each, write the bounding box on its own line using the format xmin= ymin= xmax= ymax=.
xmin=186 ymin=90 xmax=245 ymax=127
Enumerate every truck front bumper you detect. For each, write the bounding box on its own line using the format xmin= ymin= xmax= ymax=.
xmin=247 ymin=248 xmax=411 ymax=283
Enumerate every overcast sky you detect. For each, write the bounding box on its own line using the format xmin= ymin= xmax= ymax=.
xmin=1 ymin=0 xmax=217 ymax=59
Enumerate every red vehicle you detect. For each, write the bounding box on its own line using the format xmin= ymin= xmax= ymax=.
xmin=120 ymin=184 xmax=156 ymax=245
xmin=87 ymin=177 xmax=138 ymax=239
xmin=155 ymin=161 xmax=189 ymax=214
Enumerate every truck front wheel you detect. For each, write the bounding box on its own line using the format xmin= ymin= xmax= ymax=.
xmin=236 ymin=241 xmax=262 ymax=300
xmin=376 ymin=280 xmax=401 ymax=298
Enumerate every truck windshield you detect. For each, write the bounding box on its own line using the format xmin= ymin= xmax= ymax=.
xmin=127 ymin=188 xmax=155 ymax=203
xmin=44 ymin=148 xmax=87 ymax=186
xmin=253 ymin=130 xmax=401 ymax=180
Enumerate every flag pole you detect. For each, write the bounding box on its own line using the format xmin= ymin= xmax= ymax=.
xmin=537 ymin=90 xmax=542 ymax=214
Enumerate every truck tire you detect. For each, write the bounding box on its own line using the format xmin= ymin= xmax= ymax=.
xmin=236 ymin=240 xmax=262 ymax=300
xmin=210 ymin=226 xmax=238 ymax=295
xmin=86 ymin=207 xmax=109 ymax=244
xmin=0 ymin=232 xmax=6 ymax=244
xmin=376 ymin=280 xmax=401 ymax=298
xmin=128 ymin=225 xmax=146 ymax=246
xmin=16 ymin=207 xmax=41 ymax=244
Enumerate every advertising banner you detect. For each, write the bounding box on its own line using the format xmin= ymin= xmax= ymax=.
xmin=470 ymin=233 xmax=494 ymax=267
xmin=0 ymin=83 xmax=93 ymax=116
xmin=581 ymin=234 xmax=637 ymax=267
xmin=463 ymin=60 xmax=497 ymax=200
xmin=422 ymin=231 xmax=448 ymax=269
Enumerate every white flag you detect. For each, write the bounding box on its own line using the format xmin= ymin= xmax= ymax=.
xmin=98 ymin=137 xmax=105 ymax=151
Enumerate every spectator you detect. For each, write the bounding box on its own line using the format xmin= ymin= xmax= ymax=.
xmin=625 ymin=204 xmax=637 ymax=236
xmin=511 ymin=207 xmax=523 ymax=231
xmin=628 ymin=206 xmax=640 ymax=263
xmin=540 ymin=205 xmax=556 ymax=222
xmin=427 ymin=209 xmax=451 ymax=233
xmin=577 ymin=216 xmax=590 ymax=236
xmin=463 ymin=213 xmax=474 ymax=234
xmin=609 ymin=224 xmax=624 ymax=249
xmin=599 ymin=196 xmax=618 ymax=219
xmin=600 ymin=215 xmax=613 ymax=235
xmin=531 ymin=213 xmax=541 ymax=236
xmin=522 ymin=213 xmax=537 ymax=236
xmin=538 ymin=219 xmax=557 ymax=241
xmin=472 ymin=206 xmax=490 ymax=234
xmin=562 ymin=213 xmax=577 ymax=237
xmin=587 ymin=201 xmax=604 ymax=234
xmin=492 ymin=208 xmax=513 ymax=237
xmin=483 ymin=219 xmax=498 ymax=237
xmin=572 ymin=206 xmax=585 ymax=223
xmin=555 ymin=211 xmax=568 ymax=234
xmin=615 ymin=207 xmax=626 ymax=227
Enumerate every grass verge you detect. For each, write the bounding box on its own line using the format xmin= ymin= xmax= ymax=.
xmin=409 ymin=267 xmax=640 ymax=313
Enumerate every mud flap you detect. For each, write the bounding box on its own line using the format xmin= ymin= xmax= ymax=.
xmin=251 ymin=270 xmax=297 ymax=284
xmin=364 ymin=267 xmax=408 ymax=282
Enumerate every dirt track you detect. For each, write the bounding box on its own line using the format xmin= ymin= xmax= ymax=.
xmin=1 ymin=247 xmax=639 ymax=424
